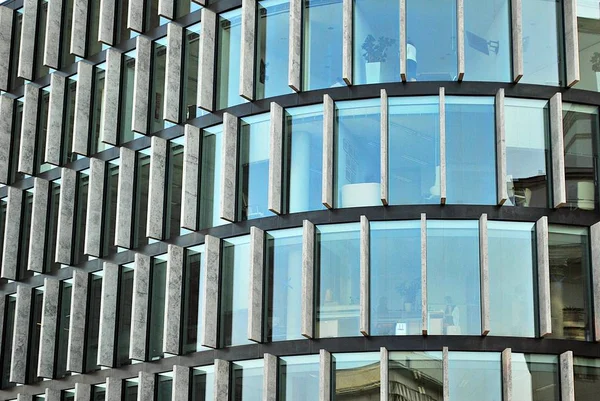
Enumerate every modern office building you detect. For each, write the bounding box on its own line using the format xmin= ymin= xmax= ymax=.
xmin=1 ymin=0 xmax=600 ymax=399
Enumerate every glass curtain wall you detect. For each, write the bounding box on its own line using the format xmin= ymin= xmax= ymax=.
xmin=512 ymin=353 xmax=560 ymax=401
xmin=191 ymin=366 xmax=215 ymax=401
xmin=464 ymin=0 xmax=511 ymax=82
xmin=370 ymin=221 xmax=421 ymax=336
xmin=36 ymin=87 xmax=52 ymax=174
xmin=231 ymin=360 xmax=264 ymax=401
xmin=103 ymin=160 xmax=119 ymax=255
xmin=46 ymin=181 xmax=61 ymax=273
xmin=427 ymin=220 xmax=480 ymax=335
xmin=284 ymin=104 xmax=324 ymax=213
xmin=388 ymin=96 xmax=440 ymax=204
xmin=0 ymin=295 xmax=15 ymax=388
xmin=220 ymin=235 xmax=252 ymax=347
xmin=11 ymin=98 xmax=24 ymax=184
xmin=256 ymin=0 xmax=292 ymax=99
xmin=116 ymin=263 xmax=134 ymax=367
xmin=548 ymin=225 xmax=592 ymax=341
xmin=504 ymin=98 xmax=551 ymax=207
xmin=199 ymin=125 xmax=227 ymax=229
xmin=562 ymin=103 xmax=600 ymax=210
xmin=316 ymin=223 xmax=360 ymax=338
xmin=85 ymin=271 xmax=103 ymax=372
xmin=27 ymin=287 xmax=44 ymax=384
xmin=56 ymin=279 xmax=73 ymax=378
xmin=278 ymin=356 xmax=319 ymax=401
xmin=10 ymin=10 xmax=23 ymax=91
xmin=60 ymin=0 xmax=76 ymax=69
xmin=150 ymin=37 xmax=169 ymax=134
xmin=353 ymin=0 xmax=399 ymax=85
xmin=156 ymin=372 xmax=173 ymax=401
xmin=148 ymin=254 xmax=168 ymax=360
xmin=265 ymin=228 xmax=303 ymax=342
xmin=488 ymin=221 xmax=536 ymax=337
xmin=445 ymin=96 xmax=496 ymax=205
xmin=521 ymin=0 xmax=564 ymax=86
xmin=73 ymin=169 xmax=89 ymax=265
xmin=574 ymin=357 xmax=600 ymax=400
xmin=120 ymin=50 xmax=138 ymax=144
xmin=133 ymin=148 xmax=151 ymax=248
xmin=448 ymin=352 xmax=502 ymax=401
xmin=239 ymin=114 xmax=274 ymax=220
xmin=123 ymin=379 xmax=139 ymax=401
xmin=389 ymin=352 xmax=443 ymax=401
xmin=91 ymin=62 xmax=109 ymax=155
xmin=18 ymin=190 xmax=34 ymax=281
xmin=333 ymin=353 xmax=380 ymax=400
xmin=302 ymin=0 xmax=343 ymax=90
xmin=216 ymin=9 xmax=247 ymax=109
xmin=182 ymin=245 xmax=208 ymax=354
xmin=183 ymin=23 xmax=207 ymax=120
xmin=166 ymin=137 xmax=184 ymax=238
xmin=335 ymin=99 xmax=381 ymax=208
xmin=92 ymin=385 xmax=106 ymax=401
xmin=406 ymin=0 xmax=456 ymax=81
xmin=62 ymin=76 xmax=78 ymax=165
xmin=88 ymin=0 xmax=102 ymax=56
xmin=576 ymin=0 xmax=600 ymax=91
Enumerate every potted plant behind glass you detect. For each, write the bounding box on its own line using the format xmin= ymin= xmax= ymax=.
xmin=362 ymin=35 xmax=395 ymax=84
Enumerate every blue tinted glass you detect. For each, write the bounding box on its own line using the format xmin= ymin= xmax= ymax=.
xmin=353 ymin=0 xmax=400 ymax=84
xmin=317 ymin=223 xmax=360 ymax=338
xmin=370 ymin=221 xmax=421 ymax=336
xmin=427 ymin=220 xmax=481 ymax=335
xmin=521 ymin=0 xmax=563 ymax=86
xmin=464 ymin=0 xmax=511 ymax=82
xmin=221 ymin=236 xmax=252 ymax=346
xmin=279 ymin=355 xmax=320 ymax=401
xmin=406 ymin=0 xmax=457 ymax=81
xmin=257 ymin=1 xmax=293 ymax=99
xmin=231 ymin=360 xmax=263 ymax=401
xmin=266 ymin=228 xmax=304 ymax=342
xmin=448 ymin=352 xmax=501 ymax=401
xmin=200 ymin=126 xmax=228 ymax=229
xmin=335 ymin=99 xmax=381 ymax=208
xmin=488 ymin=221 xmax=536 ymax=337
xmin=216 ymin=9 xmax=248 ymax=109
xmin=446 ymin=96 xmax=496 ymax=205
xmin=239 ymin=114 xmax=275 ymax=220
xmin=388 ymin=96 xmax=440 ymax=204
xmin=303 ymin=0 xmax=343 ymax=90
xmin=286 ymin=105 xmax=325 ymax=213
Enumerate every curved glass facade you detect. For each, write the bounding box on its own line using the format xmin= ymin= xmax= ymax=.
xmin=1 ymin=0 xmax=600 ymax=399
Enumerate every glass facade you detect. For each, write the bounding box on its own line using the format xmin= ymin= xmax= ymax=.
xmin=278 ymin=355 xmax=320 ymax=401
xmin=216 ymin=9 xmax=247 ymax=109
xmin=513 ymin=353 xmax=560 ymax=401
xmin=231 ymin=360 xmax=264 ymax=401
xmin=182 ymin=245 xmax=208 ymax=353
xmin=335 ymin=99 xmax=380 ymax=208
xmin=148 ymin=254 xmax=168 ymax=360
xmin=448 ymin=352 xmax=501 ymax=401
xmin=316 ymin=223 xmax=360 ymax=338
xmin=191 ymin=366 xmax=215 ymax=401
xmin=389 ymin=352 xmax=443 ymax=400
xmin=333 ymin=352 xmax=380 ymax=399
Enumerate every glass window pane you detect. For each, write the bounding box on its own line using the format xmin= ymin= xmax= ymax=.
xmin=576 ymin=1 xmax=600 ymax=92
xmin=279 ymin=355 xmax=320 ymax=401
xmin=266 ymin=228 xmax=303 ymax=342
xmin=85 ymin=272 xmax=103 ymax=372
xmin=148 ymin=255 xmax=167 ymax=360
xmin=92 ymin=385 xmax=106 ymax=401
xmin=505 ymin=98 xmax=551 ymax=208
xmin=256 ymin=0 xmax=293 ymax=99
xmin=285 ymin=105 xmax=324 ymax=213
xmin=18 ymin=190 xmax=34 ymax=281
xmin=191 ymin=366 xmax=215 ymax=401
xmin=62 ymin=389 xmax=75 ymax=401
xmin=216 ymin=9 xmax=248 ymax=109
xmin=63 ymin=77 xmax=78 ymax=164
xmin=512 ymin=353 xmax=560 ymax=401
xmin=388 ymin=96 xmax=440 ymax=205
xmin=150 ymin=38 xmax=168 ymax=134
xmin=389 ymin=352 xmax=442 ymax=400
xmin=353 ymin=0 xmax=399 ymax=85
xmin=333 ymin=352 xmax=380 ymax=400
xmin=73 ymin=170 xmax=89 ymax=265
xmin=88 ymin=0 xmax=102 ymax=56
xmin=28 ymin=288 xmax=44 ymax=384
xmin=117 ymin=264 xmax=134 ymax=367
xmin=488 ymin=221 xmax=536 ymax=337
xmin=406 ymin=0 xmax=456 ymax=81
xmin=156 ymin=373 xmax=173 ymax=401
xmin=103 ymin=161 xmax=119 ymax=255
xmin=446 ymin=96 xmax=496 ymax=205
xmin=239 ymin=114 xmax=275 ymax=220
xmin=182 ymin=246 xmax=209 ymax=353
xmin=120 ymin=51 xmax=138 ymax=144
xmin=427 ymin=220 xmax=480 ymax=335
xmin=11 ymin=98 xmax=24 ymax=184
xmin=45 ymin=181 xmax=61 ymax=273
xmin=37 ymin=88 xmax=52 ymax=174
xmin=0 ymin=295 xmax=15 ymax=388
xmin=317 ymin=223 xmax=360 ymax=338
xmin=91 ymin=63 xmax=110 ymax=154
xmin=335 ymin=99 xmax=381 ymax=208
xmin=574 ymin=357 xmax=600 ymax=400
xmin=56 ymin=280 xmax=73 ymax=378
xmin=302 ymin=0 xmax=343 ymax=90
xmin=134 ymin=149 xmax=151 ymax=248
xmin=221 ymin=236 xmax=252 ymax=347
xmin=562 ymin=103 xmax=599 ymax=210
xmin=166 ymin=137 xmax=184 ymax=238
xmin=231 ymin=360 xmax=263 ymax=401
xmin=10 ymin=10 xmax=24 ymax=91
xmin=548 ymin=225 xmax=592 ymax=341
xmin=200 ymin=126 xmax=228 ymax=229
xmin=464 ymin=0 xmax=511 ymax=82
xmin=183 ymin=23 xmax=207 ymax=120
xmin=370 ymin=221 xmax=421 ymax=336
xmin=521 ymin=0 xmax=564 ymax=86
xmin=123 ymin=380 xmax=138 ymax=401
xmin=448 ymin=352 xmax=501 ymax=401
